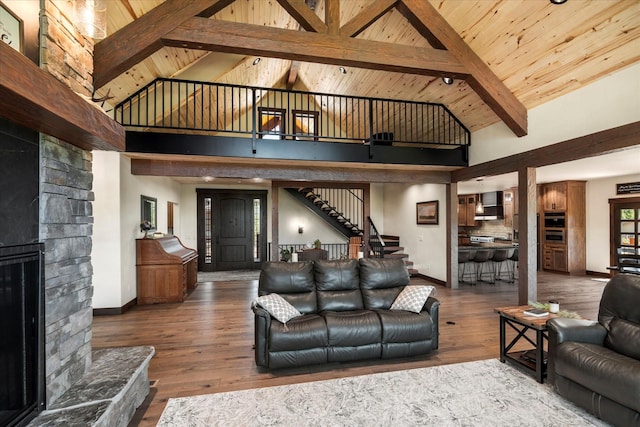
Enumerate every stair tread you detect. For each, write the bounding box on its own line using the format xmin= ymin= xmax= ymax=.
xmin=385 ymin=253 xmax=408 ymax=259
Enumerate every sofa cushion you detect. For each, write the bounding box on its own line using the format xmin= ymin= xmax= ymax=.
xmin=359 ymin=258 xmax=410 ymax=309
xmin=259 ymin=261 xmax=317 ymax=313
xmin=605 ymin=317 xmax=640 ymax=360
xmin=322 ymin=310 xmax=381 ymax=346
xmin=555 ymin=341 xmax=640 ymax=413
xmin=253 ymin=293 xmax=301 ymax=323
xmin=269 ymin=314 xmax=328 ymax=352
xmin=391 ymin=285 xmax=435 ymax=313
xmin=375 ymin=310 xmax=433 ymax=343
xmin=314 ymin=259 xmax=363 ymax=311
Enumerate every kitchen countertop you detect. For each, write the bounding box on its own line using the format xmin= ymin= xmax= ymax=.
xmin=460 ymin=242 xmax=518 ymax=249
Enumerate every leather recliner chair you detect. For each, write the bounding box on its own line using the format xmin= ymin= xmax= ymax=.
xmin=547 ymin=274 xmax=640 ymax=427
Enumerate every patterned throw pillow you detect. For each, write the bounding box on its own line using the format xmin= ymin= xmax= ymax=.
xmin=253 ymin=293 xmax=302 ymax=323
xmin=390 ymin=285 xmax=434 ymax=313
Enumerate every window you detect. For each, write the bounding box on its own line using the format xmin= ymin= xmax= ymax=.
xmin=292 ymin=110 xmax=319 ymax=141
xmin=258 ymin=108 xmax=286 ymax=139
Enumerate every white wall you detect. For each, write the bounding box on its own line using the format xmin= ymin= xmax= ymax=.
xmin=586 ymin=173 xmax=640 ymax=274
xmin=383 ymin=183 xmax=447 ymax=279
xmin=471 ymin=62 xmax=640 ymax=164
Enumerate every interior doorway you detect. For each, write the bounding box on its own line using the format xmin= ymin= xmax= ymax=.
xmin=196 ymin=189 xmax=267 ymax=271
xmin=608 ymin=196 xmax=640 ymax=272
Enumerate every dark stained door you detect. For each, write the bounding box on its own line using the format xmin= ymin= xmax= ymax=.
xmin=197 ymin=189 xmax=267 ymax=271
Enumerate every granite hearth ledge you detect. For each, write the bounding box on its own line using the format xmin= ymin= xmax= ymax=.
xmin=28 ymin=346 xmax=154 ymax=427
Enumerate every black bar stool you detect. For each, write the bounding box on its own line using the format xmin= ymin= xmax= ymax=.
xmin=509 ymin=248 xmax=519 ymax=281
xmin=491 ymin=249 xmax=511 ymax=282
xmin=473 ymin=249 xmax=494 ymax=284
xmin=458 ymin=250 xmax=476 ymax=284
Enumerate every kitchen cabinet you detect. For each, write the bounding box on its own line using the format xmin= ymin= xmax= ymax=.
xmin=542 ymin=182 xmax=567 ymax=211
xmin=503 ymin=189 xmax=515 ymax=228
xmin=541 ymin=181 xmax=586 ymax=274
xmin=543 ymin=245 xmax=568 ymax=272
xmin=457 ymin=194 xmax=478 ymax=227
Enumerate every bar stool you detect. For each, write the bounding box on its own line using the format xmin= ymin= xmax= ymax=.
xmin=491 ymin=249 xmax=511 ymax=282
xmin=509 ymin=248 xmax=519 ymax=281
xmin=458 ymin=250 xmax=475 ymax=284
xmin=473 ymin=249 xmax=494 ymax=284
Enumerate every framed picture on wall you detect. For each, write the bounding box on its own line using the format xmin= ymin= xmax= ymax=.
xmin=416 ymin=201 xmax=438 ymax=225
xmin=0 ymin=1 xmax=23 ymax=53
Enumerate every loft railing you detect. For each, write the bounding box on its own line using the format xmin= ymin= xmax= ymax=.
xmin=114 ymin=78 xmax=470 ymax=147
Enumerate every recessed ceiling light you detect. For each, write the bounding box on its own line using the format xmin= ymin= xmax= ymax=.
xmin=339 ymin=66 xmax=347 ymax=74
xmin=203 ymin=176 xmax=214 ymax=182
xmin=442 ymin=77 xmax=454 ymax=85
xmin=549 ymin=0 xmax=567 ymax=4
xmin=252 ymin=57 xmax=261 ymax=66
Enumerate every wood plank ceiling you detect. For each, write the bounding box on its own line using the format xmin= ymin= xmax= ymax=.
xmin=94 ymin=0 xmax=640 ymax=139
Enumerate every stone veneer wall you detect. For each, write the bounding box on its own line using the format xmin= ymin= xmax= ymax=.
xmin=39 ymin=0 xmax=97 ymax=405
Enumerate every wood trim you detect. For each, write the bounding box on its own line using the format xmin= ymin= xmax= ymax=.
xmin=275 ymin=0 xmax=327 ymax=33
xmin=163 ymin=17 xmax=466 ymax=77
xmin=93 ymin=0 xmax=234 ymax=89
xmin=452 ymin=121 xmax=640 ymax=183
xmin=397 ymin=0 xmax=527 ymax=137
xmin=0 ymin=42 xmax=125 ymax=151
xmin=340 ymin=0 xmax=398 ymax=38
xmin=93 ymin=298 xmax=137 ymax=316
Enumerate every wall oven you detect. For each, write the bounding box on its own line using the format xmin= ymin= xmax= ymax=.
xmin=544 ymin=212 xmax=566 ymax=228
xmin=544 ymin=229 xmax=565 ymax=243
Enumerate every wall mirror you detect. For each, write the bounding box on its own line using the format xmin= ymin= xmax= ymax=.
xmin=140 ymin=195 xmax=157 ymax=231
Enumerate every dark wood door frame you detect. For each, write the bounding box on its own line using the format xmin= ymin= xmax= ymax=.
xmin=609 ymin=196 xmax=640 ymax=273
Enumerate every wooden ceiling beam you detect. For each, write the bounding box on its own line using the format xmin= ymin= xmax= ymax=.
xmin=163 ymin=17 xmax=467 ymax=77
xmin=451 ymin=121 xmax=640 ymax=182
xmin=276 ymin=0 xmax=327 ymax=33
xmin=339 ymin=0 xmax=398 ymax=38
xmin=398 ymin=0 xmax=528 ymax=137
xmin=130 ymin=158 xmax=452 ymax=184
xmin=325 ymin=0 xmax=340 ymax=35
xmin=93 ymin=0 xmax=235 ymax=89
xmin=0 ymin=42 xmax=124 ymax=151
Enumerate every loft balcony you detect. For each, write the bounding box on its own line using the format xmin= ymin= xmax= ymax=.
xmin=114 ymin=78 xmax=471 ymax=167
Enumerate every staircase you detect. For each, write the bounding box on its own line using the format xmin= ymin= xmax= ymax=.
xmin=378 ymin=234 xmax=418 ymax=276
xmin=285 ymin=187 xmax=364 ymax=238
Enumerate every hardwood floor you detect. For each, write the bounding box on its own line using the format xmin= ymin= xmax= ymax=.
xmin=91 ymin=271 xmax=608 ymax=426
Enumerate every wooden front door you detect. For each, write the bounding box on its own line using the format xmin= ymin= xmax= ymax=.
xmin=197 ymin=189 xmax=267 ymax=271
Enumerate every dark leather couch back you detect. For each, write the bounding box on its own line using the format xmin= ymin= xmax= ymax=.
xmin=259 ymin=261 xmax=317 ymax=314
xmin=314 ymin=259 xmax=363 ymax=311
xmin=599 ymin=273 xmax=640 ymax=360
xmin=358 ymin=258 xmax=410 ymax=309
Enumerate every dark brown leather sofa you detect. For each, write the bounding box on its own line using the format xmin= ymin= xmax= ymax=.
xmin=253 ymin=258 xmax=440 ymax=369
xmin=547 ymin=274 xmax=640 ymax=427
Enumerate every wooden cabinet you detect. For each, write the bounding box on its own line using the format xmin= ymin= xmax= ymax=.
xmin=458 ymin=194 xmax=479 ymax=227
xmin=543 ymin=245 xmax=567 ymax=271
xmin=503 ymin=189 xmax=516 ymax=228
xmin=542 ymin=182 xmax=567 ymax=211
xmin=136 ymin=236 xmax=198 ymax=304
xmin=541 ymin=181 xmax=586 ymax=274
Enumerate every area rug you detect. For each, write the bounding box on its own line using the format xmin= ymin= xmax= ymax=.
xmin=157 ymin=359 xmax=608 ymax=426
xmin=197 ymin=270 xmax=260 ymax=283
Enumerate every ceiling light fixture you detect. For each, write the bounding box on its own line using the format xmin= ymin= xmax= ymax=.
xmin=252 ymin=57 xmax=261 ymax=66
xmin=442 ymin=77 xmax=454 ymax=85
xmin=74 ymin=0 xmax=107 ymax=39
xmin=549 ymin=0 xmax=567 ymax=4
xmin=339 ymin=66 xmax=347 ymax=75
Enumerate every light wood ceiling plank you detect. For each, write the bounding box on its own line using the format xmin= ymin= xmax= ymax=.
xmin=276 ymin=0 xmax=327 ymax=32
xmin=398 ymin=0 xmax=528 ymax=137
xmin=339 ymin=0 xmax=397 ymax=37
xmin=94 ymin=0 xmax=235 ymax=89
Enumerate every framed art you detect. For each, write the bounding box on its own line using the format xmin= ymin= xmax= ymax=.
xmin=0 ymin=1 xmax=23 ymax=53
xmin=140 ymin=195 xmax=157 ymax=231
xmin=417 ymin=201 xmax=438 ymax=225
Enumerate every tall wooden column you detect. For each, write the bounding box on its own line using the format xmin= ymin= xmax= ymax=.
xmin=518 ymin=167 xmax=537 ymax=304
xmin=447 ymin=183 xmax=459 ymax=289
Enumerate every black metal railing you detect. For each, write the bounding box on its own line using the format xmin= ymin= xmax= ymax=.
xmin=276 ymin=243 xmax=348 ymax=261
xmin=368 ymin=217 xmax=385 ymax=258
xmin=114 ymin=78 xmax=470 ymax=147
xmin=307 ymin=187 xmax=364 ymax=235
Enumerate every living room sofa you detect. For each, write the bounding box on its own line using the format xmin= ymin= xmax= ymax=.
xmin=252 ymin=258 xmax=440 ymax=369
xmin=547 ymin=273 xmax=640 ymax=427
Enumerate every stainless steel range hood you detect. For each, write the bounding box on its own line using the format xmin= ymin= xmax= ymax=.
xmin=474 ymin=191 xmax=504 ymax=220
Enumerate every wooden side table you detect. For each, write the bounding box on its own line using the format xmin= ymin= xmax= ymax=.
xmin=494 ymin=306 xmax=567 ymax=383
xmin=297 ymin=248 xmax=328 ymax=262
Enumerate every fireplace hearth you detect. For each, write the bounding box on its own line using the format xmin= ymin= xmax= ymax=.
xmin=0 ymin=243 xmax=45 ymax=427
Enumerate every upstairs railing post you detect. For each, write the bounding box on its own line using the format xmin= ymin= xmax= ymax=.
xmin=252 ymin=88 xmax=257 ymax=154
xmin=368 ymin=98 xmax=374 ymax=158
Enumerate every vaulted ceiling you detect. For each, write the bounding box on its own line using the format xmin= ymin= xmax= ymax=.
xmin=93 ymin=0 xmax=640 ymax=139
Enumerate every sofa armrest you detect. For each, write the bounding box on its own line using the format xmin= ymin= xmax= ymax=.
xmin=423 ymin=296 xmax=440 ymax=349
xmin=546 ymin=318 xmax=606 ymax=385
xmin=252 ymin=305 xmax=272 ymax=367
xmin=547 ymin=318 xmax=606 ymax=346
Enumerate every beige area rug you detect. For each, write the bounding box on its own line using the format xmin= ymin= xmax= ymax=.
xmin=197 ymin=270 xmax=260 ymax=283
xmin=157 ymin=359 xmax=608 ymax=427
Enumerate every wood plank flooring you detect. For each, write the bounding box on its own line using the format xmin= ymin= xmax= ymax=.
xmin=91 ymin=271 xmax=608 ymax=426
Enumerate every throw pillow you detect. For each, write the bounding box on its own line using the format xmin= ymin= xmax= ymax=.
xmin=253 ymin=293 xmax=302 ymax=323
xmin=390 ymin=285 xmax=434 ymax=313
